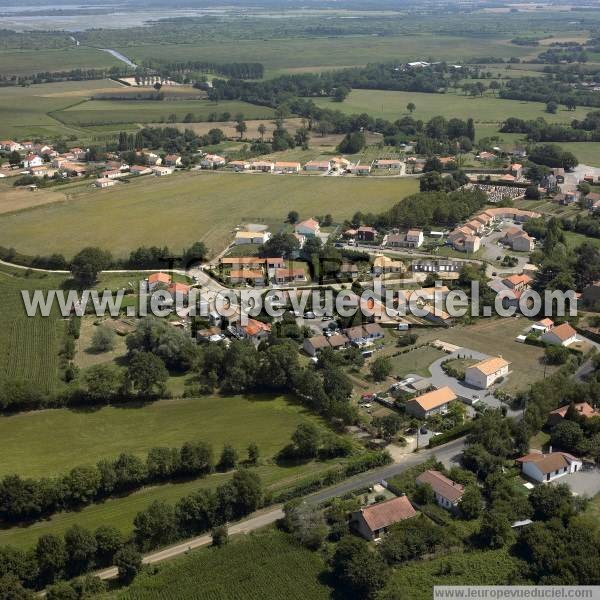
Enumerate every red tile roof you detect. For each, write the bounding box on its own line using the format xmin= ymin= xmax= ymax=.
xmin=359 ymin=495 xmax=417 ymax=531
xmin=416 ymin=470 xmax=464 ymax=503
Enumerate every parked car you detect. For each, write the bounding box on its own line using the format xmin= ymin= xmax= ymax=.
xmin=420 ymin=426 xmax=428 ymax=434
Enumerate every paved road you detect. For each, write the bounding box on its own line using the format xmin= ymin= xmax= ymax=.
xmin=93 ymin=438 xmax=465 ymax=581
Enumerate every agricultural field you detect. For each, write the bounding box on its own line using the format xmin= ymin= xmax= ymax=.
xmin=0 ymin=266 xmax=64 ymax=392
xmin=0 ymin=179 xmax=69 ymax=214
xmin=0 ymin=171 xmax=419 ymax=259
xmin=0 ymin=46 xmax=120 ymax=77
xmin=57 ymin=99 xmax=277 ymax=127
xmin=385 ymin=547 xmax=522 ymax=599
xmin=115 ymin=530 xmax=331 ymax=600
xmin=117 ymin=34 xmax=533 ymax=77
xmin=314 ymin=89 xmax=591 ymax=126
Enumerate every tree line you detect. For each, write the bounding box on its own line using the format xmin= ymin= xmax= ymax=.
xmin=149 ymin=60 xmax=264 ymax=80
xmin=499 ymin=76 xmax=600 ymax=108
xmin=501 ymin=113 xmax=600 ymax=143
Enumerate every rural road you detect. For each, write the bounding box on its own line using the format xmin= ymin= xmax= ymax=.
xmin=93 ymin=437 xmax=465 ymax=581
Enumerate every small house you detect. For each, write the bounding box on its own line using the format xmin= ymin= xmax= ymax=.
xmin=405 ymin=386 xmax=456 ymax=419
xmin=465 ymin=356 xmax=510 ymax=389
xmin=351 ymin=495 xmax=417 ymax=541
xmin=295 ymin=218 xmax=320 ymax=237
xmin=516 ymin=451 xmax=582 ymax=484
xmin=541 ymin=322 xmax=578 ymax=347
xmin=416 ymin=470 xmax=465 ymax=511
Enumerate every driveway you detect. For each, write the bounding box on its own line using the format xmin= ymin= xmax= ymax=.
xmin=408 ymin=346 xmax=522 ymax=417
xmin=551 ymin=468 xmax=600 ymax=498
xmin=561 ymin=163 xmax=600 ymax=193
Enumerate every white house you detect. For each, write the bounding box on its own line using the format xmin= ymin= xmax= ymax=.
xmin=295 ymin=218 xmax=320 ymax=237
xmin=200 ymin=154 xmax=226 ymax=169
xmin=22 ymin=154 xmax=43 ymax=168
xmin=465 ymin=356 xmax=510 ymax=389
xmin=541 ymin=322 xmax=578 ymax=347
xmin=152 ymin=166 xmax=174 ymax=176
xmin=405 ymin=229 xmax=424 ymax=248
xmin=94 ymin=177 xmax=116 ymax=188
xmin=234 ymin=231 xmax=271 ymax=245
xmin=516 ymin=451 xmax=582 ymax=483
xmin=416 ymin=470 xmax=465 ymax=511
xmin=274 ymin=161 xmax=301 ymax=173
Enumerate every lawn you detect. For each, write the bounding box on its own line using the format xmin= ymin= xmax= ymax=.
xmin=0 ymin=266 xmax=64 ymax=392
xmin=0 ymin=171 xmax=418 ymax=259
xmin=116 ymin=530 xmax=331 ymax=600
xmin=314 ymin=89 xmax=591 ymax=126
xmin=388 ymin=346 xmax=448 ymax=378
xmin=417 ymin=318 xmax=554 ymax=393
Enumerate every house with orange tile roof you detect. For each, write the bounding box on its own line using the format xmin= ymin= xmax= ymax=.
xmin=465 ymin=356 xmax=510 ymax=389
xmin=295 ymin=218 xmax=320 ymax=237
xmin=168 ymin=282 xmax=192 ymax=302
xmin=230 ymin=317 xmax=271 ymax=345
xmin=405 ymin=386 xmax=457 ymax=418
xmin=547 ymin=402 xmax=600 ymax=427
xmin=147 ymin=272 xmax=172 ymax=291
xmin=228 ymin=269 xmax=266 ymax=285
xmin=352 ymin=495 xmax=417 ymax=540
xmin=272 ymin=267 xmax=306 ymax=284
xmin=541 ymin=322 xmax=578 ymax=347
xmin=304 ymin=160 xmax=331 ymax=172
xmin=274 ymin=161 xmax=301 ymax=173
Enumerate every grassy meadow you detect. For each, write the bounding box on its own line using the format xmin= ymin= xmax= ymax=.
xmin=0 ymin=171 xmax=418 ymax=258
xmin=0 ymin=46 xmax=121 ymax=77
xmin=315 ymin=89 xmax=591 ymax=125
xmin=0 ymin=394 xmax=350 ymax=548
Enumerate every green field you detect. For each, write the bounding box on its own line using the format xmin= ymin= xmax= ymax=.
xmin=57 ymin=99 xmax=276 ymax=127
xmin=0 ymin=267 xmax=64 ymax=392
xmin=116 ymin=530 xmax=331 ymax=600
xmin=117 ymin=34 xmax=532 ymax=77
xmin=0 ymin=394 xmax=348 ymax=548
xmin=0 ymin=46 xmax=120 ymax=76
xmin=0 ymin=395 xmax=323 ymax=478
xmin=0 ymin=171 xmax=418 ymax=258
xmin=315 ymin=89 xmax=591 ymax=126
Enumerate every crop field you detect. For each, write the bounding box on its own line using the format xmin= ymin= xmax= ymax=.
xmin=0 ymin=180 xmax=69 ymax=214
xmin=118 ymin=530 xmax=331 ymax=600
xmin=0 ymin=79 xmax=124 ymax=139
xmin=314 ymin=89 xmax=591 ymax=126
xmin=118 ymin=34 xmax=532 ymax=77
xmin=385 ymin=547 xmax=521 ymax=599
xmin=0 ymin=171 xmax=418 ymax=259
xmin=57 ymin=99 xmax=277 ymax=127
xmin=0 ymin=267 xmax=63 ymax=392
xmin=0 ymin=46 xmax=120 ymax=76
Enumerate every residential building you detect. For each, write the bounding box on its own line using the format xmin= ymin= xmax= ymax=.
xmin=228 ymin=269 xmax=265 ymax=285
xmin=94 ymin=177 xmax=116 ymax=188
xmin=152 ymin=166 xmax=174 ymax=176
xmin=516 ymin=451 xmax=582 ymax=483
xmin=405 ymin=386 xmax=457 ymax=418
xmin=465 ymin=356 xmax=510 ymax=389
xmin=303 ymin=335 xmax=333 ymax=357
xmin=411 ymin=259 xmax=460 ymax=274
xmin=130 ymin=165 xmax=153 ymax=176
xmin=547 ymin=402 xmax=600 ymax=428
xmin=295 ymin=218 xmax=320 ymax=237
xmin=531 ymin=318 xmax=554 ymax=334
xmin=350 ymin=163 xmax=371 ymax=175
xmin=168 ymin=282 xmax=191 ymax=303
xmin=304 ymin=160 xmax=330 ymax=172
xmin=373 ymin=255 xmax=405 ymax=275
xmin=103 ymin=169 xmax=123 ymax=180
xmin=351 ymin=495 xmax=417 ymax=541
xmin=416 ymin=470 xmax=465 ymax=511
xmin=503 ymin=274 xmax=533 ymax=293
xmin=375 ymin=159 xmax=402 ymax=169
xmin=0 ymin=140 xmax=22 ymax=152
xmin=147 ymin=272 xmax=172 ymax=291
xmin=386 ymin=229 xmax=423 ymax=249
xmin=541 ymin=322 xmax=578 ymax=347
xmin=274 ymin=161 xmax=301 ymax=173
xmin=357 ymin=226 xmax=377 ymax=242
xmin=230 ymin=318 xmax=271 ymax=346
xmin=200 ymin=154 xmax=226 ymax=169
xmin=164 ymin=154 xmax=182 ymax=167
xmin=272 ymin=267 xmax=306 ymax=284
xmin=234 ymin=231 xmax=271 ymax=245
xmin=344 ymin=324 xmax=384 ymax=346
xmin=22 ymin=154 xmax=43 ymax=168
xmin=30 ymin=165 xmax=57 ymax=178
xmin=228 ymin=160 xmax=250 ymax=171
xmin=339 ymin=262 xmax=360 ymax=279
xmin=510 ymin=163 xmax=523 ymax=178
xmin=249 ymin=160 xmax=275 ymax=173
